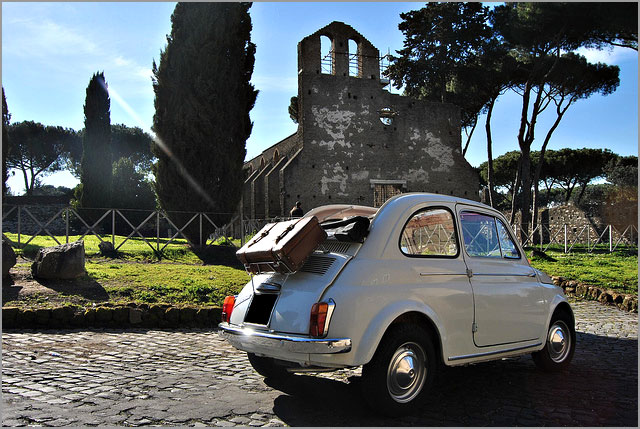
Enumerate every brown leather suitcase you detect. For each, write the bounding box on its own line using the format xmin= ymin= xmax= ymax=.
xmin=236 ymin=216 xmax=327 ymax=274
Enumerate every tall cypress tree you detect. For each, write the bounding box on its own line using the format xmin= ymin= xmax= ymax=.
xmin=152 ymin=2 xmax=258 ymax=244
xmin=79 ymin=72 xmax=112 ymax=210
xmin=2 ymin=88 xmax=10 ymax=196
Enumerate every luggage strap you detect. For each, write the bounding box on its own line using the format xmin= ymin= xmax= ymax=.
xmin=275 ymin=223 xmax=296 ymax=243
xmin=246 ymin=224 xmax=277 ymax=248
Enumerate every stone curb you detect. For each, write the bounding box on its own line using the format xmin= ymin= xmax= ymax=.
xmin=552 ymin=276 xmax=638 ymax=313
xmin=2 ymin=304 xmax=222 ymax=330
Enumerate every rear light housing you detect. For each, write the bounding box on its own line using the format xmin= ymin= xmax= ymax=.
xmin=222 ymin=295 xmax=236 ymax=323
xmin=309 ymin=299 xmax=336 ymax=338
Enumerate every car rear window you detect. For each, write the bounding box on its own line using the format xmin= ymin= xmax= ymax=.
xmin=400 ymin=207 xmax=458 ymax=257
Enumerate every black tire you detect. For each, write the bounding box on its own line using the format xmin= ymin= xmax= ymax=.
xmin=532 ymin=311 xmax=575 ymax=372
xmin=361 ymin=324 xmax=436 ymax=417
xmin=247 ymin=353 xmax=292 ymax=379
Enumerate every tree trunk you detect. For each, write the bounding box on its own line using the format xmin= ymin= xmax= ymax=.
xmin=485 ymin=98 xmax=496 ymax=207
xmin=510 ymin=156 xmax=522 ymax=224
xmin=532 ymin=101 xmax=570 ymax=231
xmin=520 ymin=147 xmax=532 ymax=242
xmin=576 ymin=181 xmax=589 ymax=203
xmin=462 ymin=118 xmax=477 ymax=158
xmin=21 ymin=167 xmax=29 ymax=196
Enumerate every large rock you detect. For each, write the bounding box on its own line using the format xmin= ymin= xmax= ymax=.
xmin=31 ymin=240 xmax=86 ymax=279
xmin=2 ymin=235 xmax=17 ymax=278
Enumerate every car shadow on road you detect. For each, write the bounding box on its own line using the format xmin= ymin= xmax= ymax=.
xmin=266 ymin=332 xmax=637 ymax=426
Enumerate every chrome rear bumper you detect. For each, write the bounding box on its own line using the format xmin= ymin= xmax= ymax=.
xmin=218 ymin=323 xmax=352 ymax=354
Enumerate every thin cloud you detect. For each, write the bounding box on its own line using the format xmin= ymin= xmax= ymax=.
xmin=251 ymin=75 xmax=297 ymax=93
xmin=4 ymin=17 xmax=97 ymax=58
xmin=576 ymin=46 xmax=637 ymax=65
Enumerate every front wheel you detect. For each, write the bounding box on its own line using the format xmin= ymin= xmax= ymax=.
xmin=361 ymin=324 xmax=436 ymax=416
xmin=532 ymin=313 xmax=575 ymax=371
xmin=247 ymin=353 xmax=292 ymax=379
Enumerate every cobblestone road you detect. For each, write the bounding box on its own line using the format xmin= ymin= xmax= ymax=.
xmin=2 ymin=299 xmax=637 ymax=426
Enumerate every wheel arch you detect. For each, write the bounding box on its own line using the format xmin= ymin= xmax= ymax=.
xmin=354 ymin=301 xmax=446 ymax=366
xmin=552 ymin=301 xmax=576 ymax=337
xmin=388 ymin=311 xmax=443 ymax=366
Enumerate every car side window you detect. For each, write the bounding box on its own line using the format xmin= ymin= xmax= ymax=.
xmin=400 ymin=208 xmax=458 ymax=257
xmin=460 ymin=212 xmax=501 ymax=258
xmin=496 ymin=218 xmax=520 ymax=259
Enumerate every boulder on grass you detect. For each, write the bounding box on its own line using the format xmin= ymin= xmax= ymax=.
xmin=31 ymin=240 xmax=86 ymax=279
xmin=2 ymin=235 xmax=17 ymax=278
xmin=98 ymin=241 xmax=116 ymax=257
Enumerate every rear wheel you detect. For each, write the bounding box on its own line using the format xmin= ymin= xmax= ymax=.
xmin=532 ymin=312 xmax=575 ymax=371
xmin=361 ymin=324 xmax=436 ymax=416
xmin=247 ymin=353 xmax=292 ymax=379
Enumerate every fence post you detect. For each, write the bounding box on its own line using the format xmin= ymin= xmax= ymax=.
xmin=112 ymin=209 xmax=116 ymax=246
xmin=241 ymin=215 xmax=245 ymax=247
xmin=587 ymin=227 xmax=590 ymax=251
xmin=564 ymin=224 xmax=567 ymax=254
xmin=609 ymin=225 xmax=613 ymax=253
xmin=156 ymin=211 xmax=160 ymax=254
xmin=539 ymin=224 xmax=543 ymax=250
xmin=199 ymin=213 xmax=203 ymax=248
xmin=66 ymin=207 xmax=69 ymax=244
xmin=17 ymin=205 xmax=21 ymax=244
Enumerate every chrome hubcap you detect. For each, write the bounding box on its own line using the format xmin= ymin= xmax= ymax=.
xmin=386 ymin=342 xmax=427 ymax=403
xmin=547 ymin=320 xmax=571 ymax=363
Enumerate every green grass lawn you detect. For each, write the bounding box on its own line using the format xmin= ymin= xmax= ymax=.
xmin=4 ymin=232 xmax=204 ymax=263
xmin=3 ymin=232 xmax=250 ymax=309
xmin=528 ymin=248 xmax=638 ymax=295
xmin=88 ymin=260 xmax=249 ymax=305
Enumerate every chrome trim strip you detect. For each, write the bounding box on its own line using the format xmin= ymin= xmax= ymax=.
xmin=419 ymin=272 xmax=468 ymax=276
xmin=219 ymin=323 xmax=352 ymax=354
xmin=472 ymin=273 xmax=537 ymax=277
xmin=448 ymin=342 xmax=542 ymax=362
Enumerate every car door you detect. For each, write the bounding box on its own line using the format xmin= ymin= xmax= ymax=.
xmin=398 ymin=205 xmax=476 ymax=358
xmin=456 ymin=205 xmax=547 ymax=347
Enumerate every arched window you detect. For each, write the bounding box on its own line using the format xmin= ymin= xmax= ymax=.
xmin=348 ymin=39 xmax=359 ymax=77
xmin=320 ymin=35 xmax=332 ymax=74
xmin=260 ymin=157 xmax=265 ymax=169
xmin=273 ymin=149 xmax=280 ymax=163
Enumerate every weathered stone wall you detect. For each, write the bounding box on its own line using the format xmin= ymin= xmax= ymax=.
xmin=265 ymin=155 xmax=288 ymax=218
xmin=241 ymin=21 xmax=480 ymax=219
xmin=2 ymin=203 xmax=70 ymax=236
xmin=541 ymin=205 xmax=606 ymax=244
xmin=509 ymin=203 xmax=637 ymax=245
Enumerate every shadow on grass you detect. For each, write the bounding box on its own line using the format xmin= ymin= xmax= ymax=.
xmin=192 ymin=245 xmax=244 ymax=268
xmin=36 ymin=276 xmax=110 ymax=302
xmin=2 ymin=276 xmax=20 ymax=305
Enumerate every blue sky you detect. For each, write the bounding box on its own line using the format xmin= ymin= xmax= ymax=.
xmin=2 ymin=2 xmax=638 ymax=195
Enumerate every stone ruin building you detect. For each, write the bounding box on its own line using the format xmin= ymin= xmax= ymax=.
xmin=241 ymin=21 xmax=479 ymax=220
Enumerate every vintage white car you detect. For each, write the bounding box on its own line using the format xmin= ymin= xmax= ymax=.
xmin=219 ymin=193 xmax=575 ymax=415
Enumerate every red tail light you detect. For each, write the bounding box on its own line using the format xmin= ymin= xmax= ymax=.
xmin=309 ymin=302 xmax=329 ymax=337
xmin=222 ymin=295 xmax=236 ymax=323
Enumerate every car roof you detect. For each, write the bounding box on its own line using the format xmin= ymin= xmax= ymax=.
xmin=305 ymin=204 xmax=379 ymax=222
xmin=305 ymin=193 xmax=491 ymax=223
xmin=380 ymin=192 xmax=487 ymax=210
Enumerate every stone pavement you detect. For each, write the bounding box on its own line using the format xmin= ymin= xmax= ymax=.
xmin=2 ymin=299 xmax=637 ymax=426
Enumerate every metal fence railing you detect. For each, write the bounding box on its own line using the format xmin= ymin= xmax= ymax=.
xmin=2 ymin=205 xmax=244 ymax=258
xmin=2 ymin=204 xmax=636 ymax=256
xmin=512 ymin=223 xmax=637 ymax=253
